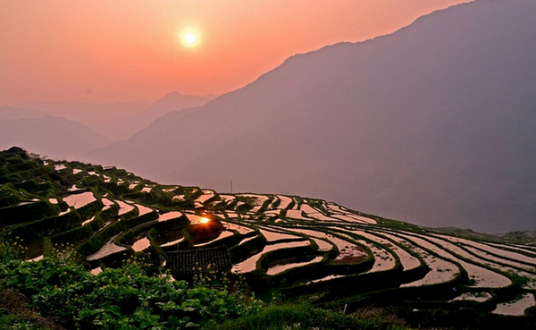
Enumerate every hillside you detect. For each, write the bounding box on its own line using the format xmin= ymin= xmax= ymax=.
xmin=85 ymin=0 xmax=536 ymax=234
xmin=2 ymin=147 xmax=536 ymax=329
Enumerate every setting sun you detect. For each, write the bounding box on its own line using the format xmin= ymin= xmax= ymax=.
xmin=185 ymin=32 xmax=196 ymax=45
xmin=200 ymin=217 xmax=210 ymax=224
xmin=181 ymin=30 xmax=199 ymax=47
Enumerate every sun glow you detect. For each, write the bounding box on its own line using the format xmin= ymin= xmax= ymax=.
xmin=181 ymin=30 xmax=200 ymax=47
xmin=200 ymin=217 xmax=210 ymax=224
xmin=185 ymin=32 xmax=196 ymax=45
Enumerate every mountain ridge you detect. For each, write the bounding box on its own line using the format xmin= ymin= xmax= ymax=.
xmin=15 ymin=91 xmax=215 ymax=141
xmin=0 ymin=116 xmax=110 ymax=160
xmin=85 ymin=0 xmax=536 ymax=233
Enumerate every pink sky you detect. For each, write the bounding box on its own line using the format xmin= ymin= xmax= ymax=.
xmin=0 ymin=0 xmax=471 ymax=106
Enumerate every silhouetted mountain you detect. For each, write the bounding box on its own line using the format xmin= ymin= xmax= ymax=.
xmin=86 ymin=0 xmax=536 ymax=233
xmin=0 ymin=116 xmax=109 ymax=159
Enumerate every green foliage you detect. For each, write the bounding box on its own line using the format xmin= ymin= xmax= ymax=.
xmin=0 ymin=238 xmax=264 ymax=330
xmin=206 ymin=304 xmax=411 ymax=330
xmin=508 ymin=271 xmax=530 ymax=287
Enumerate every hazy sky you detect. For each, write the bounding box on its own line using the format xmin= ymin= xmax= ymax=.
xmin=0 ymin=0 xmax=471 ymax=106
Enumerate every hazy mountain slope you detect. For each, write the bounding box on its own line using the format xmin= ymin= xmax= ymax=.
xmin=17 ymin=92 xmax=215 ymax=141
xmin=0 ymin=106 xmax=50 ymax=120
xmin=142 ymin=92 xmax=215 ymax=119
xmin=86 ymin=0 xmax=536 ymax=233
xmin=16 ymin=101 xmax=150 ymax=141
xmin=0 ymin=116 xmax=109 ymax=159
xmin=121 ymin=92 xmax=216 ymax=138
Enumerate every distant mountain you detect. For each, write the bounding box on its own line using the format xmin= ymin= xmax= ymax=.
xmin=122 ymin=92 xmax=216 ymax=138
xmin=17 ymin=92 xmax=215 ymax=141
xmin=0 ymin=106 xmax=50 ymax=120
xmin=0 ymin=116 xmax=109 ymax=160
xmin=144 ymin=92 xmax=215 ymax=118
xmin=86 ymin=0 xmax=536 ymax=233
xmin=15 ymin=101 xmax=151 ymax=141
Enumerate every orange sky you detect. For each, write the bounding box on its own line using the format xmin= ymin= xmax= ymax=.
xmin=0 ymin=0 xmax=472 ymax=106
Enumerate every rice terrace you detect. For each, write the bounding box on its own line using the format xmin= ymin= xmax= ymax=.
xmin=1 ymin=147 xmax=535 ymax=329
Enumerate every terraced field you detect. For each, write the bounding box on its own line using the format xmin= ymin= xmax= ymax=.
xmin=1 ymin=147 xmax=536 ymax=325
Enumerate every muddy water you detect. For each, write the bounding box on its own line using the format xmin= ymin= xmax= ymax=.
xmin=232 ymin=240 xmax=310 ymax=273
xmin=64 ymin=192 xmax=96 ymax=209
xmin=401 ymin=233 xmax=511 ymax=288
xmin=132 ymin=237 xmax=150 ymax=252
xmin=102 ymin=198 xmax=115 ymax=210
xmin=267 ymin=256 xmax=324 ymax=275
xmin=135 ymin=204 xmax=153 ymax=216
xmin=354 ymin=230 xmax=421 ymax=271
xmin=222 ymin=221 xmax=254 ymax=234
xmin=194 ymin=231 xmax=234 ymax=247
xmin=161 ymin=237 xmax=184 ymax=247
xmin=81 ymin=216 xmax=96 ymax=226
xmin=116 ymin=200 xmax=135 ymax=216
xmin=259 ymin=228 xmax=301 ymax=242
xmin=493 ymin=293 xmax=536 ymax=316
xmin=87 ymin=234 xmax=126 ymax=261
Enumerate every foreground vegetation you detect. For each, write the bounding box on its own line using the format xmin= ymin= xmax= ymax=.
xmin=0 ymin=237 xmax=412 ymax=330
xmin=0 ymin=237 xmax=261 ymax=329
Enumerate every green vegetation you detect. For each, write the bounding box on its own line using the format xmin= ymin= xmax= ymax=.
xmin=0 ymin=238 xmax=264 ymax=329
xmin=1 ymin=236 xmax=414 ymax=330
xmin=207 ymin=304 xmax=409 ymax=330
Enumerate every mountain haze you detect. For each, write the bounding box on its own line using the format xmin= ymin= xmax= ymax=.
xmin=17 ymin=92 xmax=214 ymax=141
xmin=0 ymin=106 xmax=51 ymax=120
xmin=0 ymin=116 xmax=109 ymax=160
xmin=142 ymin=92 xmax=215 ymax=119
xmin=123 ymin=92 xmax=216 ymax=138
xmin=86 ymin=0 xmax=536 ymax=233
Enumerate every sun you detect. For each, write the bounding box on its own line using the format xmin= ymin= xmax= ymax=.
xmin=181 ymin=30 xmax=199 ymax=47
xmin=184 ymin=32 xmax=196 ymax=45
